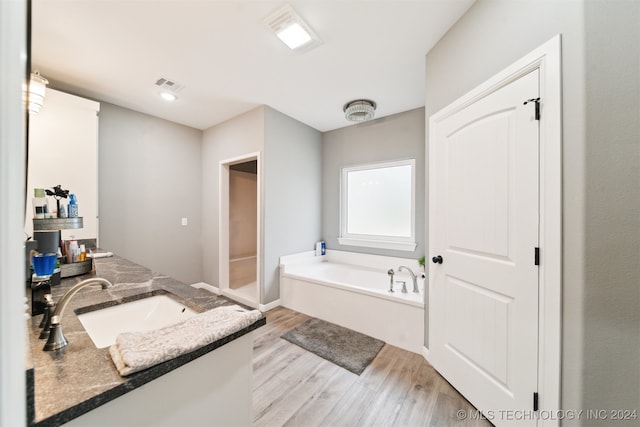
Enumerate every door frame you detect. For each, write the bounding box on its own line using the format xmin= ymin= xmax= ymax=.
xmin=219 ymin=152 xmax=262 ymax=308
xmin=0 ymin=0 xmax=28 ymax=423
xmin=427 ymin=35 xmax=561 ymax=424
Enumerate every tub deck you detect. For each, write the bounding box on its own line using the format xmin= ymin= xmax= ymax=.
xmin=280 ymin=250 xmax=425 ymax=354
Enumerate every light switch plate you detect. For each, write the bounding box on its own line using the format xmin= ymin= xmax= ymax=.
xmin=181 ymin=217 xmax=188 ymax=226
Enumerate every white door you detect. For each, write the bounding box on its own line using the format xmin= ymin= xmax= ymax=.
xmin=429 ymin=69 xmax=540 ymax=425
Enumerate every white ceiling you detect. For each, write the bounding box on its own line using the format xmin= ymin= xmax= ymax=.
xmin=32 ymin=0 xmax=475 ymax=132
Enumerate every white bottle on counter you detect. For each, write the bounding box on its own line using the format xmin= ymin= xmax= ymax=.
xmin=66 ymin=238 xmax=78 ymax=264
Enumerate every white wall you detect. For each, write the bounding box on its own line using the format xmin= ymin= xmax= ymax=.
xmin=26 ymin=89 xmax=99 ymax=240
xmin=424 ymin=0 xmax=640 ymax=422
xmin=99 ymin=103 xmax=203 ymax=284
xmin=263 ymin=106 xmax=322 ymax=304
xmin=201 ymin=107 xmax=265 ymax=287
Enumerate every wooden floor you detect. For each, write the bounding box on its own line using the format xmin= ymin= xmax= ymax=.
xmin=252 ymin=307 xmax=492 ymax=427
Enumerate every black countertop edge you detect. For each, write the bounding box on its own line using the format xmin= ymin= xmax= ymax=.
xmin=26 ymin=368 xmax=35 ymax=424
xmin=32 ymin=316 xmax=266 ymax=427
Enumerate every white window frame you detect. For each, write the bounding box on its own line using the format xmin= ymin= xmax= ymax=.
xmin=338 ymin=159 xmax=417 ymax=251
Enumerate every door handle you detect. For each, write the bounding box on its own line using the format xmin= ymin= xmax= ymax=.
xmin=432 ymin=255 xmax=443 ymax=264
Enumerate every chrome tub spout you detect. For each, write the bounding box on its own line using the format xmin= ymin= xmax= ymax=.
xmin=398 ymin=266 xmax=419 ymax=293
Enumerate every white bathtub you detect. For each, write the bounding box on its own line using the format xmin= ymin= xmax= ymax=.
xmin=280 ymin=250 xmax=425 ymax=354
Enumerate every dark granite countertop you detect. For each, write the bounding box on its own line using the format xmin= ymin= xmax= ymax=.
xmin=27 ymin=254 xmax=265 ymax=427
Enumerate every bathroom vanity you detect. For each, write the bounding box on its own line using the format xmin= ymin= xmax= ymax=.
xmin=26 ymin=254 xmax=265 ymax=426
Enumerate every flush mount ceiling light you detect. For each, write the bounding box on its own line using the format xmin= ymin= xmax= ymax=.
xmin=24 ymin=71 xmax=49 ymax=114
xmin=344 ymin=99 xmax=377 ymax=123
xmin=265 ymin=4 xmax=321 ymax=51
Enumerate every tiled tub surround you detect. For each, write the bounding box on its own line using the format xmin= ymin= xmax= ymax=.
xmin=27 ymin=254 xmax=265 ymax=426
xmin=280 ymin=250 xmax=425 ymax=354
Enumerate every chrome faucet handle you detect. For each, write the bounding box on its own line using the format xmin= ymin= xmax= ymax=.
xmin=38 ymin=294 xmax=54 ymax=328
xmin=397 ymin=280 xmax=407 ymax=293
xmin=38 ymin=295 xmax=55 ymax=339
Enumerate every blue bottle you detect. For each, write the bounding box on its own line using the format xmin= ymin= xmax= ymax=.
xmin=321 ymin=241 xmax=326 ymax=256
xmin=67 ymin=194 xmax=78 ymax=218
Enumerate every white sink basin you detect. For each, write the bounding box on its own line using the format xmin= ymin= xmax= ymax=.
xmin=77 ymin=295 xmax=197 ymax=348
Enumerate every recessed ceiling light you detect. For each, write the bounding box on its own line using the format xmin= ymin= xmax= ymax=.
xmin=265 ymin=4 xmax=321 ymax=52
xmin=160 ymin=92 xmax=177 ymax=101
xmin=277 ymin=22 xmax=312 ymax=50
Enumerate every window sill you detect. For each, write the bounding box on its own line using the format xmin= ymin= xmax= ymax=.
xmin=337 ymin=237 xmax=417 ymax=252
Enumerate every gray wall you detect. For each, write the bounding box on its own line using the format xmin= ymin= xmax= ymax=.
xmin=424 ymin=0 xmax=639 ymax=422
xmin=322 ymin=108 xmax=426 ymax=259
xmin=99 ymin=103 xmax=203 ymax=284
xmin=201 ymin=107 xmax=265 ymax=287
xmin=583 ymin=0 xmax=639 ymax=418
xmin=263 ymin=106 xmax=322 ymax=304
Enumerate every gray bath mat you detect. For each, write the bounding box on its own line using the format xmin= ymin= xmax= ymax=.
xmin=281 ymin=318 xmax=385 ymax=375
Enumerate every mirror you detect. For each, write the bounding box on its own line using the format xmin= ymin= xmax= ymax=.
xmin=25 ymin=88 xmax=99 ymax=243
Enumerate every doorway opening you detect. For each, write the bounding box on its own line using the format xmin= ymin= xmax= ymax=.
xmin=219 ymin=154 xmax=261 ymax=308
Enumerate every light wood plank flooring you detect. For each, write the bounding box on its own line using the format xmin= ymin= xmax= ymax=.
xmin=253 ymin=307 xmax=492 ymax=427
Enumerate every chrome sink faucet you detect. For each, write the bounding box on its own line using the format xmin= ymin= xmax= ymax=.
xmin=398 ymin=266 xmax=419 ymax=293
xmin=44 ymin=277 xmax=113 ymax=351
xmin=387 ymin=269 xmax=395 ymax=293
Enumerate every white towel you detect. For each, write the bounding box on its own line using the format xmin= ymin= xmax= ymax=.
xmin=88 ymin=251 xmax=113 ymax=258
xmin=109 ymin=305 xmax=262 ymax=376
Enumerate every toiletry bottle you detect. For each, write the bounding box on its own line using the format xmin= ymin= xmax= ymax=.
xmin=67 ymin=194 xmax=78 ymax=218
xmin=321 ymin=241 xmax=326 ymax=256
xmin=79 ymin=244 xmax=86 ymax=262
xmin=33 ymin=188 xmax=49 ymax=219
xmin=66 ymin=238 xmax=78 ymax=264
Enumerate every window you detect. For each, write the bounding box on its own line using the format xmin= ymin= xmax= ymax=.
xmin=339 ymin=159 xmax=416 ymax=251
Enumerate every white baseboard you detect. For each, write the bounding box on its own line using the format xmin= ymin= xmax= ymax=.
xmin=190 ymin=283 xmax=280 ymax=312
xmin=221 ymin=289 xmax=259 ymax=309
xmin=422 ymin=346 xmax=432 ymax=364
xmin=190 ymin=282 xmax=220 ymax=295
xmin=259 ymin=299 xmax=280 ymax=312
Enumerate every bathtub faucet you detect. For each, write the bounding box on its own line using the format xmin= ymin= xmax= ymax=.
xmin=387 ymin=269 xmax=395 ymax=293
xmin=398 ymin=266 xmax=419 ymax=293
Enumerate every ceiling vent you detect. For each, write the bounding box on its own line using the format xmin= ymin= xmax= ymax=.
xmin=264 ymin=4 xmax=321 ymax=52
xmin=154 ymin=77 xmax=184 ymax=94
